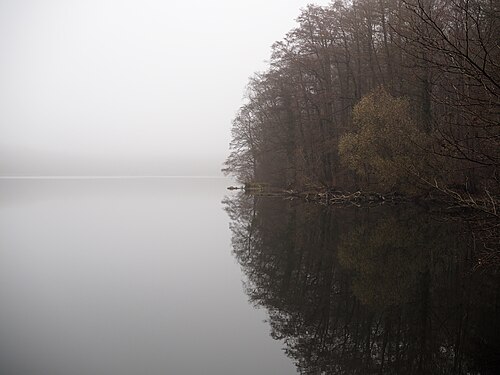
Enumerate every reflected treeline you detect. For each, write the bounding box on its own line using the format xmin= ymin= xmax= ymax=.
xmin=223 ymin=193 xmax=500 ymax=374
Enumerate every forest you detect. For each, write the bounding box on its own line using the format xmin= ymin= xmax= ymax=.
xmin=223 ymin=0 xmax=499 ymax=215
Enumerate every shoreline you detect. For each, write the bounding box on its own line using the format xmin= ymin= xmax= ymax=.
xmin=227 ymin=183 xmax=494 ymax=215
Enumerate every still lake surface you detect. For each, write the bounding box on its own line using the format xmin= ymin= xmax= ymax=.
xmin=0 ymin=177 xmax=499 ymax=374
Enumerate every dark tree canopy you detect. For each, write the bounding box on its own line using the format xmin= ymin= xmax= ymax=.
xmin=224 ymin=0 xmax=500 ymax=205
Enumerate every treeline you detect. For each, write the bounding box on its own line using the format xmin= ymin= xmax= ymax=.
xmin=224 ymin=0 xmax=499 ymax=203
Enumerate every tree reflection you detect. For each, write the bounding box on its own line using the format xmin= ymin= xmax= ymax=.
xmin=224 ymin=194 xmax=500 ymax=374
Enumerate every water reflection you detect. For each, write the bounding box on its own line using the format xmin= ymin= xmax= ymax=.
xmin=224 ymin=192 xmax=500 ymax=374
xmin=0 ymin=178 xmax=296 ymax=375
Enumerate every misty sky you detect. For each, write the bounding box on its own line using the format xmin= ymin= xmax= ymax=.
xmin=0 ymin=0 xmax=329 ymax=176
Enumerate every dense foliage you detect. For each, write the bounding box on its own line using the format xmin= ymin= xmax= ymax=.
xmin=224 ymin=0 xmax=499 ymax=203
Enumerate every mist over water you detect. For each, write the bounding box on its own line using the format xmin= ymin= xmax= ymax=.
xmin=1 ymin=0 xmax=497 ymax=373
xmin=0 ymin=178 xmax=295 ymax=375
xmin=0 ymin=155 xmax=225 ymax=178
xmin=1 ymin=178 xmax=499 ymax=374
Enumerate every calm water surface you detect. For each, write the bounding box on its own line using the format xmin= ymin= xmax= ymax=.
xmin=224 ymin=192 xmax=500 ymax=374
xmin=0 ymin=178 xmax=294 ymax=375
xmin=1 ymin=178 xmax=499 ymax=374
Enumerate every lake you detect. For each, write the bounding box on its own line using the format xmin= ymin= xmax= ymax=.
xmin=0 ymin=178 xmax=498 ymax=374
xmin=0 ymin=178 xmax=294 ymax=375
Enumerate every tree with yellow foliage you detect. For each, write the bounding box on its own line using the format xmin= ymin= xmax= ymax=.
xmin=339 ymin=88 xmax=430 ymax=192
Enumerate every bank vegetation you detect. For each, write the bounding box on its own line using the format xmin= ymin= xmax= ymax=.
xmin=224 ymin=0 xmax=499 ymax=252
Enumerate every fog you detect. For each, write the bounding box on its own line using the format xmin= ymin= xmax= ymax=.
xmin=0 ymin=0 xmax=329 ymax=176
xmin=0 ymin=177 xmax=297 ymax=374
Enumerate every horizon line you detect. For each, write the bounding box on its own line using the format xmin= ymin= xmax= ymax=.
xmin=0 ymin=175 xmax=228 ymax=180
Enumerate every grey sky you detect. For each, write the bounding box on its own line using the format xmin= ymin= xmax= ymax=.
xmin=0 ymin=0 xmax=329 ymax=176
